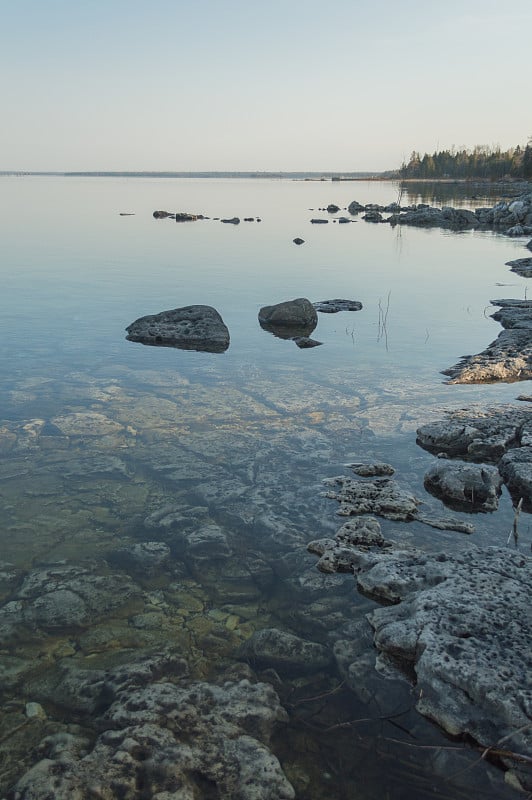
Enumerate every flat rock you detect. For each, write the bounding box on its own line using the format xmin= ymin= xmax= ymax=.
xmin=364 ymin=546 xmax=532 ymax=788
xmin=349 ymin=462 xmax=394 ymax=477
xmin=322 ymin=475 xmax=420 ymax=520
xmin=308 ymin=528 xmax=532 ymax=790
xmin=0 ymin=564 xmax=141 ymax=635
xmin=442 ymin=299 xmax=532 ymax=384
xmin=506 ymin=257 xmax=532 ymax=277
xmin=126 ymin=304 xmax=230 ymax=353
xmin=293 ymin=336 xmax=322 ymax=348
xmin=50 ymin=411 xmax=123 ymax=437
xmin=313 ymin=299 xmax=363 ymax=313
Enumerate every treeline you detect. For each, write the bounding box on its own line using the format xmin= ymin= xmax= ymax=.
xmin=398 ymin=142 xmax=532 ymax=180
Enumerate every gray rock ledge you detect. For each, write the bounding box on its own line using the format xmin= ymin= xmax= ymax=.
xmin=506 ymin=257 xmax=532 ymax=278
xmin=442 ymin=299 xmax=532 ymax=384
xmin=308 ymin=524 xmax=532 ymax=792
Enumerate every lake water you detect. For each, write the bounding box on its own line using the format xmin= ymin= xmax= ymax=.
xmin=0 ymin=176 xmax=530 ymax=799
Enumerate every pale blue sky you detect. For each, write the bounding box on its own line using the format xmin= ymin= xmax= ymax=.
xmin=1 ymin=0 xmax=530 ymax=171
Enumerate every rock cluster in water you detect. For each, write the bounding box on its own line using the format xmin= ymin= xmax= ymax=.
xmin=308 ymin=455 xmax=532 ymax=793
xmin=417 ymin=404 xmax=532 ymax=511
xmin=343 ymin=189 xmax=532 ymax=236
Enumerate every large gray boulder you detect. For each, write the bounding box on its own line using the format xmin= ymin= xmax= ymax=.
xmin=423 ymin=461 xmax=503 ymax=512
xmin=347 ymin=200 xmax=365 ymax=214
xmin=417 ymin=405 xmax=532 ymax=509
xmin=258 ymin=298 xmax=317 ymax=329
xmin=126 ymin=305 xmax=230 ymax=353
xmin=258 ymin=298 xmax=318 ymax=339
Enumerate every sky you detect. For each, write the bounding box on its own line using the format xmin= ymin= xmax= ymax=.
xmin=1 ymin=0 xmax=531 ymax=172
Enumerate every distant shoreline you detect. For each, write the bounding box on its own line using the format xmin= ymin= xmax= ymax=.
xmin=0 ymin=172 xmax=529 ymax=193
xmin=0 ymin=170 xmax=380 ymax=180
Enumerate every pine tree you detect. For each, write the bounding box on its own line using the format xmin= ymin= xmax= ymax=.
xmin=523 ymin=141 xmax=532 ymax=180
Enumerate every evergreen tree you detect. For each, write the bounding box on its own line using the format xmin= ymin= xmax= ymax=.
xmin=523 ymin=141 xmax=532 ymax=180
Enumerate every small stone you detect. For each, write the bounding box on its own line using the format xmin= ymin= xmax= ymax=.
xmin=25 ymin=702 xmax=47 ymax=720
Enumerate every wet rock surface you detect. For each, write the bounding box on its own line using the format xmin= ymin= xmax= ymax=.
xmin=1 ymin=564 xmax=140 ymax=638
xmin=417 ymin=405 xmax=532 ymax=509
xmin=442 ymin=299 xmax=532 ymax=384
xmin=308 ymin=511 xmax=532 ymax=792
xmin=0 ymin=362 xmax=528 ymax=798
xmin=322 ymin=475 xmax=421 ymax=521
xmin=506 ymin=257 xmax=532 ymax=277
xmin=9 ymin=652 xmax=295 ymax=800
xmin=126 ymin=304 xmax=230 ymax=352
xmin=423 ymin=461 xmax=503 ymax=512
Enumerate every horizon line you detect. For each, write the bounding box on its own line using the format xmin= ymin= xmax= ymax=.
xmin=0 ymin=169 xmax=390 ymax=178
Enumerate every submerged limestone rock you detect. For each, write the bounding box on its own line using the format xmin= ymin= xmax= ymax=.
xmin=10 ymin=652 xmax=295 ymax=800
xmin=238 ymin=627 xmax=332 ymax=675
xmin=126 ymin=304 xmax=230 ymax=353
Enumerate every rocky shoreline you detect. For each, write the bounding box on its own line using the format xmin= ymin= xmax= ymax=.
xmin=308 ymin=409 xmax=532 ymax=793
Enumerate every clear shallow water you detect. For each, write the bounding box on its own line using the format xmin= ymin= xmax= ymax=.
xmin=0 ymin=176 xmax=530 ymax=799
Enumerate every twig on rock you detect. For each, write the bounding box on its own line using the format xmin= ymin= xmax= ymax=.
xmin=507 ymin=497 xmax=523 ymax=546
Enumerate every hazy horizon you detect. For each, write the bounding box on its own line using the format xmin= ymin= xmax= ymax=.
xmin=1 ymin=0 xmax=531 ymax=173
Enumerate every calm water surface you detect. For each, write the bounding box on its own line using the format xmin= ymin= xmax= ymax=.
xmin=0 ymin=177 xmax=529 ymax=799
